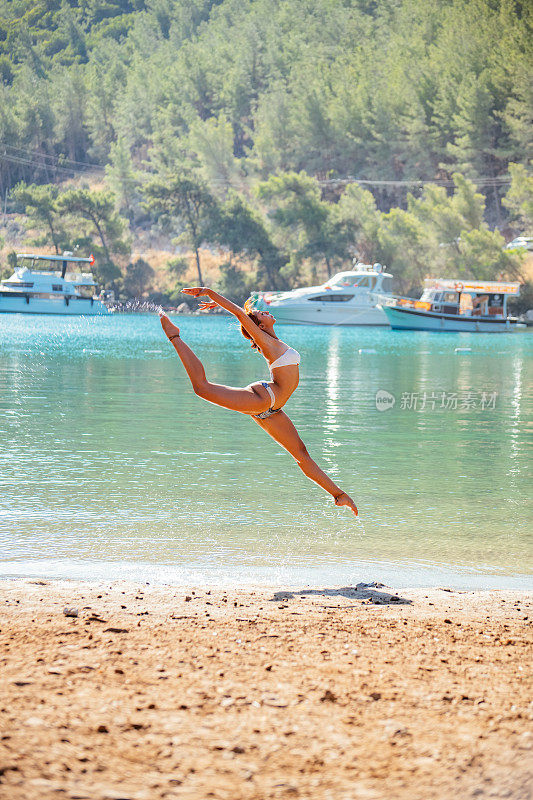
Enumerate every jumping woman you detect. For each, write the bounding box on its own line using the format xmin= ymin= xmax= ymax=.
xmin=159 ymin=287 xmax=358 ymax=515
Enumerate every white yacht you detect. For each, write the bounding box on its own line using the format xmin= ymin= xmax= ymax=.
xmin=0 ymin=252 xmax=110 ymax=315
xmin=248 ymin=263 xmax=393 ymax=325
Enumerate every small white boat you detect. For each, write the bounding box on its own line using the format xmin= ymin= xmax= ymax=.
xmin=0 ymin=252 xmax=110 ymax=316
xmin=249 ymin=263 xmax=393 ymax=325
xmin=380 ymin=278 xmax=520 ymax=332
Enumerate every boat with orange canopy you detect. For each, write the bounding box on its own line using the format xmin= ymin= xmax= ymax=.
xmin=380 ymin=279 xmax=520 ymax=332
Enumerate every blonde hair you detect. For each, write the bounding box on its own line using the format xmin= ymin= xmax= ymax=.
xmin=241 ymin=298 xmax=262 ymax=350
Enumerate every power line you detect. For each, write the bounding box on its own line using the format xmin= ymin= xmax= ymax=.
xmin=1 ymin=142 xmax=513 ymax=189
xmin=2 ymin=143 xmax=104 ymax=171
xmin=0 ymin=151 xmax=139 ymax=184
xmin=0 ymin=151 xmax=103 ymax=177
xmin=319 ymin=176 xmax=511 ymax=188
xmin=0 ymin=143 xmax=144 ymax=185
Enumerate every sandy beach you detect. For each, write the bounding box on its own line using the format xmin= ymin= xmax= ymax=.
xmin=0 ymin=579 xmax=531 ymax=800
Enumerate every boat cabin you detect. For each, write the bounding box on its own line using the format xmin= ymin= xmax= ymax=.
xmin=0 ymin=252 xmax=109 ymax=315
xmin=323 ymin=264 xmax=394 ymax=294
xmin=397 ymin=279 xmax=520 ymax=318
xmin=1 ymin=253 xmax=98 ymax=298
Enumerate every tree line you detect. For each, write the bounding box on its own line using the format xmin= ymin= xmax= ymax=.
xmin=6 ymin=163 xmax=530 ymax=305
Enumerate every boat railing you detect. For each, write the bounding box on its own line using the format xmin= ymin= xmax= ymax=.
xmin=385 ymin=294 xmax=512 ymax=319
xmin=377 ymin=294 xmax=431 ymax=310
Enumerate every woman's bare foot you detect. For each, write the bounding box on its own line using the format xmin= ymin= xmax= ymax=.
xmin=159 ymin=313 xmax=180 ymax=340
xmin=334 ymin=492 xmax=358 ymax=516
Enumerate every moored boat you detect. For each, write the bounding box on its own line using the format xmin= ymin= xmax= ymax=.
xmin=0 ymin=252 xmax=110 ymax=316
xmin=380 ymin=279 xmax=520 ymax=332
xmin=249 ymin=262 xmax=394 ymax=325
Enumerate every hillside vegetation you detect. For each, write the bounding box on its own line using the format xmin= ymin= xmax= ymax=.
xmin=1 ymin=0 xmax=531 ymax=185
xmin=0 ymin=0 xmax=531 ymax=302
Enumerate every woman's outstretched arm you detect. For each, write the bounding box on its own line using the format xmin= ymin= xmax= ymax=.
xmin=182 ymin=287 xmax=272 ymax=349
xmin=182 ymin=287 xmax=245 ymax=319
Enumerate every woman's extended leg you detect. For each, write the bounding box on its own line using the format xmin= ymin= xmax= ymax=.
xmin=160 ymin=315 xmax=271 ymax=414
xmin=254 ymin=410 xmax=358 ymax=515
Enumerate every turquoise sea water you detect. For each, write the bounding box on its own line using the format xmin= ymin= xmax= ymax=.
xmin=0 ymin=313 xmax=531 ymax=589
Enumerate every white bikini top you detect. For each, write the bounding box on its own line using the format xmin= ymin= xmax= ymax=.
xmin=268 ymin=346 xmax=301 ymax=373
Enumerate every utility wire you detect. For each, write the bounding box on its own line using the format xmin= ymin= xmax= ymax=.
xmin=0 ymin=152 xmax=103 ymax=177
xmin=2 ymin=143 xmax=102 ymax=170
xmin=0 ymin=152 xmax=137 ymax=184
xmin=319 ymin=176 xmax=512 ymax=188
xmin=1 ymin=142 xmax=513 ymax=188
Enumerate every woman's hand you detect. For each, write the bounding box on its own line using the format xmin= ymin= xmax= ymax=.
xmin=198 ymin=301 xmax=218 ymax=311
xmin=182 ymin=287 xmax=210 ymax=298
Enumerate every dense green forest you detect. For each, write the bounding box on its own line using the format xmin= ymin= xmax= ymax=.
xmin=0 ymin=0 xmax=532 ymax=302
xmin=1 ymin=0 xmax=531 ymax=189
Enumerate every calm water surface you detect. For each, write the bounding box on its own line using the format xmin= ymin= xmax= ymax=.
xmin=0 ymin=313 xmax=531 ymax=589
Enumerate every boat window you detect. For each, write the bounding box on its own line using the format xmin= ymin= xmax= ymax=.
xmin=76 ymin=285 xmax=94 ymax=298
xmin=330 ymin=275 xmax=357 ymax=287
xmin=308 ymin=294 xmax=353 ymax=302
xmin=29 ymin=292 xmax=68 ymax=299
xmin=357 ymin=276 xmax=377 ymax=288
xmin=330 ymin=275 xmax=378 ymax=289
xmin=443 ymin=292 xmax=459 ymax=303
xmin=4 ymin=281 xmax=34 ymax=288
xmin=52 ymin=284 xmax=63 ymax=291
xmin=381 ymin=277 xmax=393 ymax=292
xmin=488 ymin=294 xmax=504 ymax=315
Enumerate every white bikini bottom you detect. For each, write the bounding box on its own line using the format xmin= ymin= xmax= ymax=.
xmin=253 ymin=381 xmax=281 ymax=419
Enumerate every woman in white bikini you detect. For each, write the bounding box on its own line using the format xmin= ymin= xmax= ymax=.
xmin=159 ymin=287 xmax=358 ymax=515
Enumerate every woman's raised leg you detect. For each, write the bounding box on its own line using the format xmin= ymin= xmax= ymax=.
xmin=160 ymin=314 xmax=270 ymax=415
xmin=254 ymin=410 xmax=358 ymax=515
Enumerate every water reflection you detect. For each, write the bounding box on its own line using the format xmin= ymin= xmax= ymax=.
xmin=324 ymin=331 xmax=340 ymax=432
xmin=508 ymin=352 xmax=523 ymax=469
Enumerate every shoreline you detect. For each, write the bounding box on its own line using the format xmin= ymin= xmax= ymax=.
xmin=1 ymin=578 xmax=531 ymax=799
xmin=1 ymin=561 xmax=532 ymax=592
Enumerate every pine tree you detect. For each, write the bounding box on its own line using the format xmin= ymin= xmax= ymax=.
xmin=143 ymin=172 xmax=215 ymax=286
xmin=56 ymin=188 xmax=130 ymax=284
xmin=12 ymin=182 xmax=67 ymax=254
xmin=105 ymin=136 xmax=139 ymax=220
xmin=503 ymin=163 xmax=533 ymax=234
xmin=257 ymin=171 xmax=349 ymax=279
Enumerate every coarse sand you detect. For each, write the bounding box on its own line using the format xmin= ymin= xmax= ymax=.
xmin=0 ymin=579 xmax=531 ymax=800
